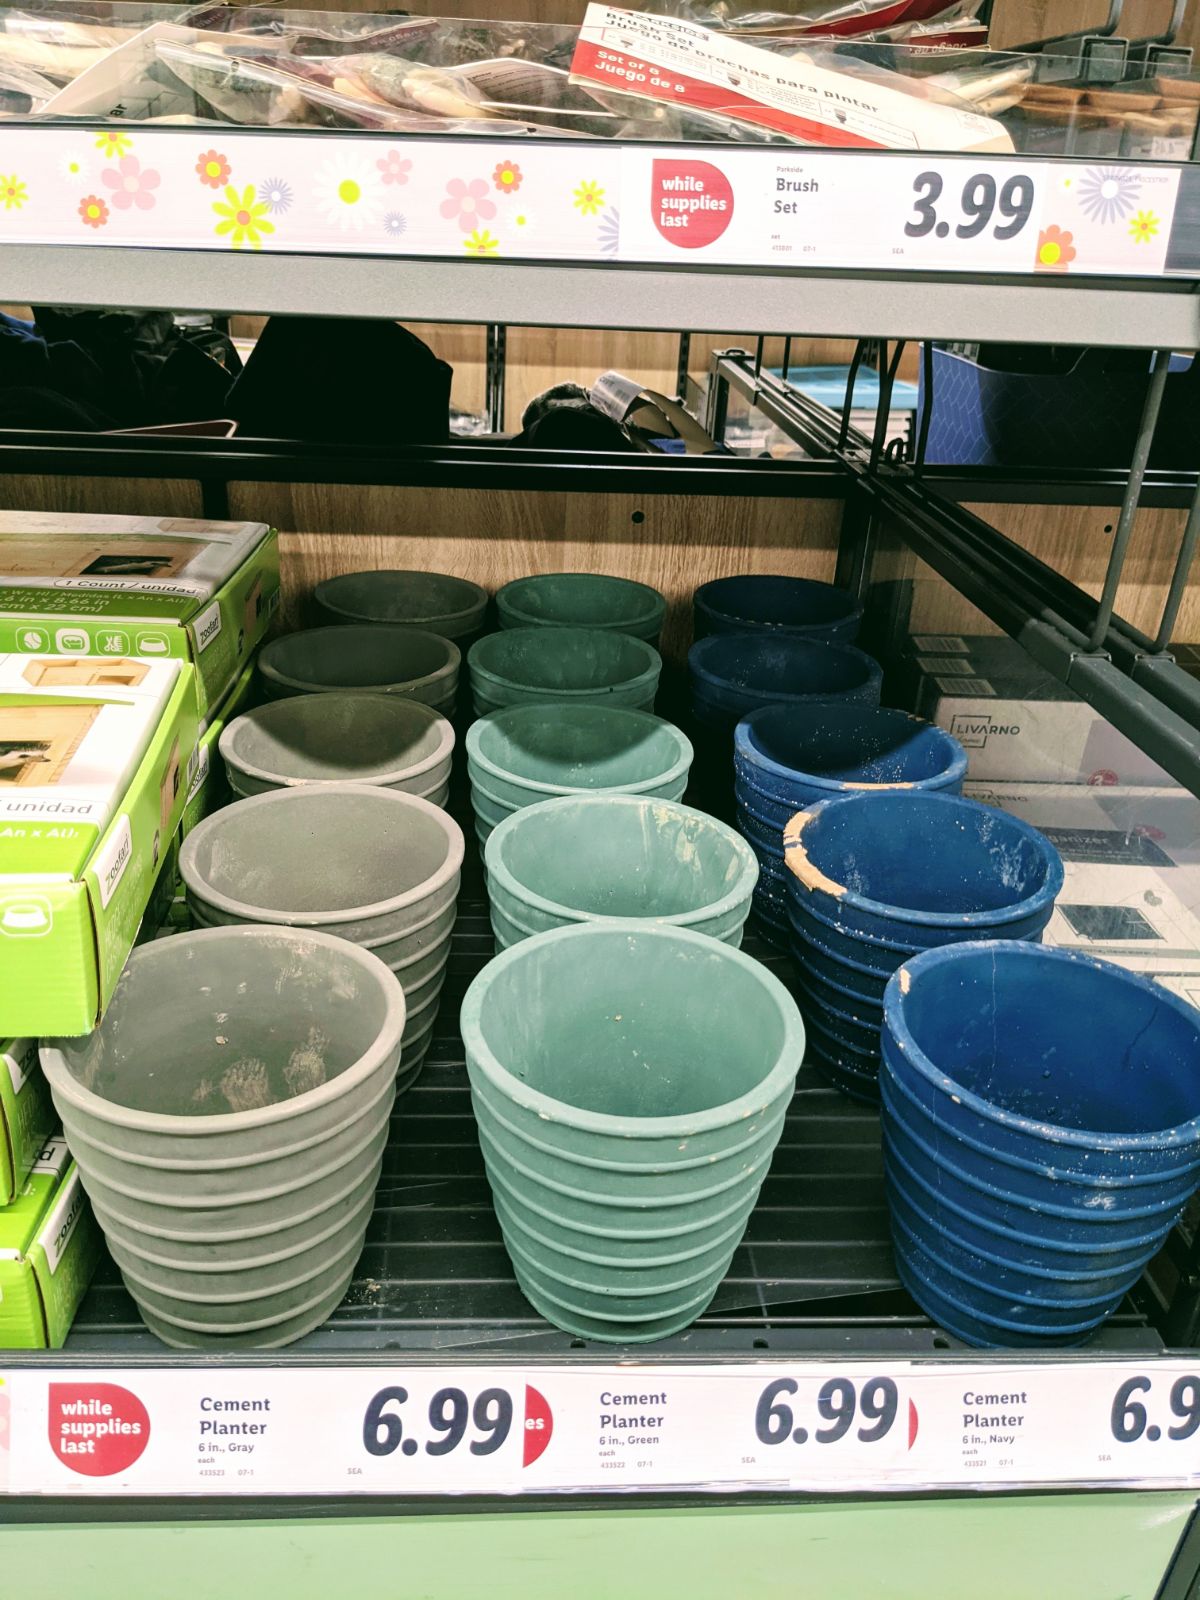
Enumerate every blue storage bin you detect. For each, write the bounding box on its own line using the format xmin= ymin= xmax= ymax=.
xmin=917 ymin=345 xmax=1198 ymax=469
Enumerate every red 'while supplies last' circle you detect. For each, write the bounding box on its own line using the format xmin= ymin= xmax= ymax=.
xmin=651 ymin=160 xmax=734 ymax=249
xmin=48 ymin=1382 xmax=151 ymax=1476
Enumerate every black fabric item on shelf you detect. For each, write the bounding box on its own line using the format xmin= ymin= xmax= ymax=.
xmin=514 ymin=383 xmax=635 ymax=451
xmin=226 ymin=316 xmax=452 ymax=444
xmin=0 ymin=307 xmax=241 ymax=430
xmin=520 ymin=380 xmax=591 ymax=432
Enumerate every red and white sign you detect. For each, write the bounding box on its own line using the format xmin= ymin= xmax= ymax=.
xmin=3 ymin=1359 xmax=1200 ymax=1498
xmin=569 ymin=5 xmax=1010 ymax=151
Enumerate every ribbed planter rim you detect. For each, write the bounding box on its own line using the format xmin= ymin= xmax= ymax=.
xmin=467 ymin=705 xmax=692 ymax=798
xmin=315 ymin=570 xmax=488 ymax=630
xmin=485 ymin=794 xmax=758 ymax=932
xmin=220 ymin=693 xmax=455 ymax=791
xmin=694 ymin=574 xmax=860 ymax=633
xmin=689 ymin=633 xmax=880 ymax=702
xmin=461 ymin=920 xmax=803 ymax=1140
xmin=259 ymin=625 xmax=461 ymax=697
xmin=469 ymin=627 xmax=661 ymax=701
xmin=783 ymin=790 xmax=1064 ymax=931
xmin=884 ymin=940 xmax=1200 ymax=1153
xmin=41 ymin=927 xmax=405 ymax=1138
xmin=735 ymin=704 xmax=968 ymax=795
xmin=180 ymin=783 xmax=464 ymax=927
xmin=496 ymin=572 xmax=666 ymax=633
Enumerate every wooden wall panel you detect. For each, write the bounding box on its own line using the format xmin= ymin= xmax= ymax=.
xmin=967 ymin=501 xmax=1200 ymax=643
xmin=0 ymin=475 xmax=203 ymax=519
xmin=226 ymin=480 xmax=843 ymax=661
xmin=884 ymin=501 xmax=1200 ymax=644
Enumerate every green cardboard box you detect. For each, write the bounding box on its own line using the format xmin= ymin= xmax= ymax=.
xmin=0 ymin=512 xmax=279 ymax=718
xmin=180 ymin=656 xmax=258 ymax=840
xmin=0 ymin=1039 xmax=55 ymax=1207
xmin=0 ymin=654 xmax=201 ymax=1036
xmin=0 ymin=1136 xmax=100 ymax=1350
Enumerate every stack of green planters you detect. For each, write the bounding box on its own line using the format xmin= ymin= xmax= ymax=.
xmin=459 ymin=571 xmax=811 ymax=1342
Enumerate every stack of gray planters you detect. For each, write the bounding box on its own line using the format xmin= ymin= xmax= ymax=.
xmin=221 ymin=692 xmax=455 ymax=807
xmin=181 ymin=784 xmax=463 ymax=1091
xmin=258 ymin=624 xmax=460 ymax=718
xmin=41 ymin=925 xmax=406 ymax=1349
xmin=314 ymin=569 xmax=489 ymax=643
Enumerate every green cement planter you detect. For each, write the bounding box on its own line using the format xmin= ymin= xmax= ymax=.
xmin=496 ymin=573 xmax=666 ymax=643
xmin=259 ymin=625 xmax=460 ymax=718
xmin=466 ymin=704 xmax=691 ymax=846
xmin=461 ymin=922 xmax=803 ymax=1342
xmin=468 ymin=627 xmax=661 ymax=718
xmin=41 ymin=926 xmax=405 ymax=1350
xmin=221 ymin=692 xmax=455 ymax=808
xmin=484 ymin=794 xmax=757 ymax=950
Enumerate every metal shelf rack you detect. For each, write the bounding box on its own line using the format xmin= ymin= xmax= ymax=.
xmin=3 ymin=110 xmax=1200 ymax=1590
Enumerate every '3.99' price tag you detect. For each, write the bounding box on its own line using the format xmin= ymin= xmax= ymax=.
xmin=620 ymin=148 xmax=1183 ymax=279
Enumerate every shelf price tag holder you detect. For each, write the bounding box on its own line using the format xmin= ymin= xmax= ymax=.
xmin=617 ymin=148 xmax=1184 ymax=278
xmin=3 ymin=1358 xmax=1200 ymax=1497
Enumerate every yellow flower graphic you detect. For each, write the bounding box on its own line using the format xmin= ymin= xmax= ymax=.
xmin=212 ymin=184 xmax=274 ymax=251
xmin=464 ymin=228 xmax=499 ymax=256
xmin=0 ymin=174 xmax=26 ymax=211
xmin=573 ymin=179 xmax=605 ymax=217
xmin=1129 ymin=210 xmax=1160 ymax=245
xmin=94 ymin=130 xmax=132 ymax=159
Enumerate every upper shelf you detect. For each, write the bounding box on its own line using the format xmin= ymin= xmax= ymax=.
xmin=3 ymin=125 xmax=1200 ymax=346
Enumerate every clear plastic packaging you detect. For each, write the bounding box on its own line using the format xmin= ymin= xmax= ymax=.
xmin=0 ymin=0 xmax=1193 ymax=159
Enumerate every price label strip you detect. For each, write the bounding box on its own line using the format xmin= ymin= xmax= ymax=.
xmin=3 ymin=1360 xmax=1200 ymax=1497
xmin=617 ymin=149 xmax=1184 ymax=279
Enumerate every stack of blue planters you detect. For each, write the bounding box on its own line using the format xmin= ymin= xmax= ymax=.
xmin=693 ymin=574 xmax=863 ymax=645
xmin=733 ymin=702 xmax=967 ymax=944
xmin=783 ymin=789 xmax=1064 ymax=1100
xmin=881 ymin=941 xmax=1200 ymax=1347
xmin=688 ymin=575 xmax=879 ymax=759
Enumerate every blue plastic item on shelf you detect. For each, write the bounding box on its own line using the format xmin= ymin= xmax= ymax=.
xmin=693 ymin=574 xmax=862 ymax=645
xmin=917 ymin=345 xmax=1199 ymax=469
xmin=880 ymin=941 xmax=1200 ymax=1348
xmin=689 ymin=634 xmax=881 ymax=739
xmin=783 ymin=790 xmax=1062 ymax=1100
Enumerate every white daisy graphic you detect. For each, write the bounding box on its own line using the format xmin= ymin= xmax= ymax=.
xmin=58 ymin=150 xmax=92 ymax=183
xmin=313 ymin=156 xmax=382 ymax=233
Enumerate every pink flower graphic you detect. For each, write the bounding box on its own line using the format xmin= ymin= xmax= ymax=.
xmin=440 ymin=176 xmax=495 ymax=234
xmin=377 ymin=150 xmax=412 ymax=187
xmin=102 ymin=155 xmax=160 ymax=211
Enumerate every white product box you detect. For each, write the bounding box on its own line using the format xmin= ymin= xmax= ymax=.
xmin=906 ymin=638 xmax=1174 ymax=786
